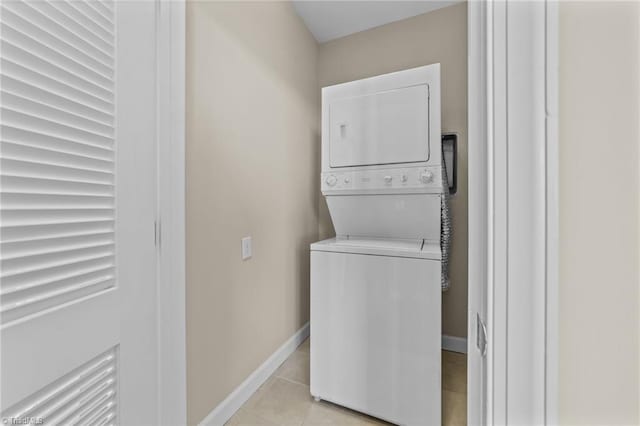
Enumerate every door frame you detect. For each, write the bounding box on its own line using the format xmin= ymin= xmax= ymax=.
xmin=467 ymin=1 xmax=559 ymax=424
xmin=157 ymin=0 xmax=187 ymax=424
xmin=153 ymin=1 xmax=561 ymax=424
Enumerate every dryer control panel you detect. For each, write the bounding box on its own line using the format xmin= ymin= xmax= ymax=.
xmin=321 ymin=166 xmax=442 ymax=194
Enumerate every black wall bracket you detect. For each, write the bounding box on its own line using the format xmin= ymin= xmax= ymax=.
xmin=441 ymin=133 xmax=457 ymax=195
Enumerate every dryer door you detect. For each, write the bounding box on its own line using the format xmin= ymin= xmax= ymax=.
xmin=329 ymin=84 xmax=430 ymax=167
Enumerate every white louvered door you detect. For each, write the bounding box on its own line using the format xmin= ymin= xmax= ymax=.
xmin=1 ymin=1 xmax=159 ymax=424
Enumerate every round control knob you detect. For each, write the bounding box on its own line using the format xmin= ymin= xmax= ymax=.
xmin=420 ymin=171 xmax=434 ymax=184
xmin=401 ymin=174 xmax=408 ymax=183
xmin=326 ymin=175 xmax=338 ymax=186
xmin=384 ymin=175 xmax=393 ymax=184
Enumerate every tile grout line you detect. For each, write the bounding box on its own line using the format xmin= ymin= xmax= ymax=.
xmin=273 ymin=375 xmax=310 ymax=388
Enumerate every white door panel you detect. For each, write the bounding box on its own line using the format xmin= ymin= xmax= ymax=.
xmin=1 ymin=291 xmax=119 ymax=410
xmin=1 ymin=0 xmax=158 ymax=424
xmin=2 ymin=346 xmax=119 ymax=425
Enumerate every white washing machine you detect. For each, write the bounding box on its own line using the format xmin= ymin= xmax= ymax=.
xmin=310 ymin=63 xmax=444 ymax=426
xmin=310 ymin=238 xmax=441 ymax=425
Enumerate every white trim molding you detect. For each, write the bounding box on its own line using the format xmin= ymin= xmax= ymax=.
xmin=467 ymin=1 xmax=490 ymax=424
xmin=199 ymin=323 xmax=311 ymax=426
xmin=442 ymin=335 xmax=468 ymax=354
xmin=467 ymin=1 xmax=558 ymax=424
xmin=544 ymin=2 xmax=559 ymax=424
xmin=157 ymin=0 xmax=187 ymax=425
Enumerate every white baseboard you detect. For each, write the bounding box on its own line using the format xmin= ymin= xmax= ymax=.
xmin=198 ymin=322 xmax=310 ymax=426
xmin=442 ymin=334 xmax=467 ymax=353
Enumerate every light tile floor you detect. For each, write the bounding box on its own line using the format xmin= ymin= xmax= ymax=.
xmin=226 ymin=338 xmax=467 ymax=426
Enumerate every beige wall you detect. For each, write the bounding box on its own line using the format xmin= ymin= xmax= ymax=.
xmin=559 ymin=2 xmax=640 ymax=424
xmin=186 ymin=2 xmax=319 ymax=424
xmin=317 ymin=3 xmax=468 ymax=338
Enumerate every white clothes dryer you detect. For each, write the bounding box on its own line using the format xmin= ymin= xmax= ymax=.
xmin=310 ymin=63 xmax=445 ymax=426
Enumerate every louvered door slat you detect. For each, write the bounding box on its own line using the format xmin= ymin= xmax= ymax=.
xmin=2 ymin=158 xmax=114 ymax=184
xmin=2 ymin=349 xmax=118 ymax=425
xmin=84 ymin=0 xmax=114 ymax=26
xmin=1 ymin=221 xmax=114 ymax=243
xmin=2 ymin=59 xmax=113 ymax=113
xmin=68 ymin=0 xmax=114 ymax=34
xmin=2 ymin=262 xmax=114 ymax=296
xmin=2 ymin=209 xmax=115 ymax=228
xmin=91 ymin=1 xmax=113 ymax=21
xmin=1 ymin=41 xmax=113 ymax=102
xmin=2 ymin=76 xmax=113 ymax=124
xmin=1 ymin=257 xmax=114 ymax=298
xmin=2 ymin=193 xmax=114 ymax=210
xmin=1 ymin=246 xmax=114 ymax=281
xmin=2 ymin=176 xmax=113 ymax=198
xmin=1 ymin=142 xmax=113 ymax=172
xmin=2 ymin=91 xmax=114 ymax=134
xmin=8 ymin=1 xmax=113 ymax=58
xmin=2 ymin=22 xmax=113 ymax=86
xmin=2 ymin=232 xmax=114 ymax=260
xmin=31 ymin=376 xmax=114 ymax=422
xmin=1 ymin=0 xmax=115 ymax=324
xmin=2 ymin=109 xmax=113 ymax=147
xmin=3 ymin=126 xmax=114 ymax=160
xmin=1 ymin=7 xmax=113 ymax=78
xmin=0 ymin=275 xmax=115 ymax=317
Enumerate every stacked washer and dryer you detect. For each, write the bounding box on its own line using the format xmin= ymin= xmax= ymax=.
xmin=310 ymin=64 xmax=447 ymax=425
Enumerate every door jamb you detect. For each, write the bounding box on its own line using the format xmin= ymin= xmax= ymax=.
xmin=467 ymin=2 xmax=489 ymax=424
xmin=153 ymin=1 xmax=560 ymax=424
xmin=544 ymin=3 xmax=559 ymax=422
xmin=467 ymin=1 xmax=559 ymax=424
xmin=157 ymin=1 xmax=187 ymax=424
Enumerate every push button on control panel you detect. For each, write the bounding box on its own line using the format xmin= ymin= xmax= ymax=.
xmin=420 ymin=170 xmax=434 ymax=183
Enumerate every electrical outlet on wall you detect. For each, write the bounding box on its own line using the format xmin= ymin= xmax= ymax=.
xmin=241 ymin=236 xmax=252 ymax=260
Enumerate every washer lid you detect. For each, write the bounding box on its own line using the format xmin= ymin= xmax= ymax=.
xmin=310 ymin=237 xmax=441 ymax=260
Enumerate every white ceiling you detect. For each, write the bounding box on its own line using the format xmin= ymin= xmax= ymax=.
xmin=293 ymin=1 xmax=462 ymax=43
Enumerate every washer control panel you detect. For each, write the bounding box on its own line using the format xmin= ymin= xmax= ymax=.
xmin=322 ymin=166 xmax=442 ymax=193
